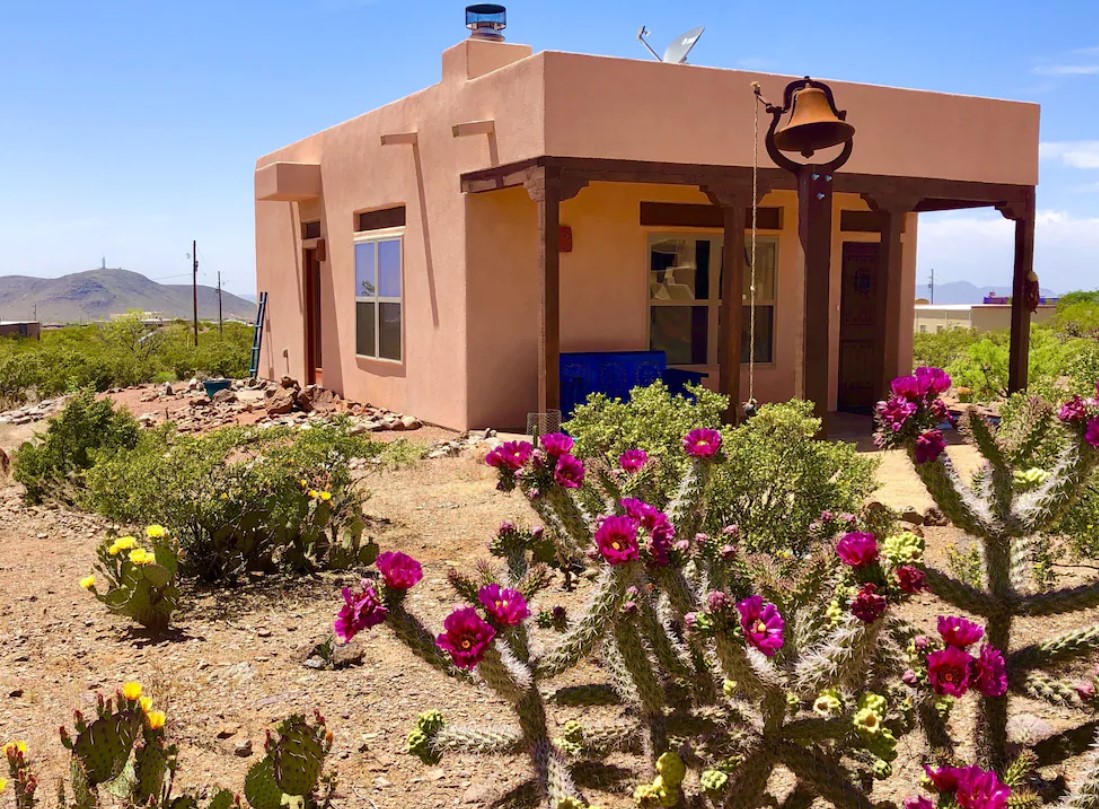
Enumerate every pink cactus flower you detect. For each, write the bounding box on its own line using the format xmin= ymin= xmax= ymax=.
xmin=902 ymin=669 xmax=919 ymax=685
xmin=1059 ymin=396 xmax=1088 ymax=423
xmin=436 ymin=607 xmax=496 ymax=670
xmin=914 ymin=429 xmax=946 ymax=465
xmin=376 ymin=551 xmax=423 ymax=591
xmin=891 ymin=375 xmax=924 ymax=400
xmin=594 ymin=515 xmax=640 ymax=565
xmin=333 ymin=581 xmax=388 ymax=644
xmin=485 ymin=440 xmax=533 ymax=471
xmin=916 ymin=366 xmax=952 ymax=396
xmin=971 ymin=645 xmax=1007 ymax=697
xmin=735 ymin=595 xmax=785 ymax=657
xmin=896 ymin=565 xmax=928 ymax=594
xmin=876 ymin=395 xmax=918 ymax=434
xmin=836 ymin=532 xmax=879 ymax=567
xmin=618 ymin=449 xmax=648 ymax=473
xmin=620 ymin=498 xmax=674 ymax=565
xmin=850 ymin=583 xmax=888 ymax=623
xmin=914 ymin=635 xmax=932 ymax=653
xmin=938 ymin=616 xmax=984 ymax=648
xmin=1076 ymin=681 xmax=1097 ymax=702
xmin=924 ymin=764 xmax=963 ymax=793
xmin=552 ymin=453 xmax=585 ymax=488
xmin=927 ymin=646 xmax=973 ymax=697
xmin=682 ymin=428 xmax=722 ymax=458
xmin=540 ymin=432 xmax=574 ymax=457
xmin=904 ymin=798 xmax=934 ymax=809
xmin=478 ymin=584 xmax=530 ymax=627
xmin=1087 ymin=418 xmax=1099 ymax=449
xmin=954 ymin=765 xmax=1010 ymax=809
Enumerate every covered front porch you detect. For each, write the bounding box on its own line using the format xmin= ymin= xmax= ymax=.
xmin=461 ymin=156 xmax=1037 ymax=432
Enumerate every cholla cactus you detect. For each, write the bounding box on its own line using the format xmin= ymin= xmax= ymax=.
xmin=84 ymin=525 xmax=181 ymax=632
xmin=341 ymin=430 xmax=927 ymax=808
xmin=877 ymin=369 xmax=1099 ymax=775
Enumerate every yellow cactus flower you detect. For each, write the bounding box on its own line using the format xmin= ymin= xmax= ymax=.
xmin=145 ymin=710 xmax=166 ymax=730
xmin=145 ymin=525 xmax=168 ymax=539
xmin=121 ymin=682 xmax=143 ymax=701
xmin=299 ymin=478 xmax=308 ymax=487
xmin=79 ymin=575 xmax=96 ymax=591
xmin=129 ymin=548 xmax=154 ymax=565
xmin=115 ymin=536 xmax=137 ymax=551
xmin=319 ymin=491 xmax=332 ymax=502
xmin=0 ymin=777 xmax=7 ymax=793
xmin=139 ymin=696 xmax=154 ymax=713
xmin=3 ymin=740 xmax=27 ymax=756
xmin=307 ymin=489 xmax=319 ymax=499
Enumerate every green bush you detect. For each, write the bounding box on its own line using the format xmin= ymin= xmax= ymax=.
xmin=912 ymin=327 xmax=981 ymax=370
xmin=85 ymin=420 xmax=382 ymax=582
xmin=565 ymin=383 xmax=877 ymax=554
xmin=13 ymin=391 xmax=141 ymax=502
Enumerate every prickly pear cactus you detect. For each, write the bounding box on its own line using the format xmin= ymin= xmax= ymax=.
xmin=245 ymin=711 xmax=333 ymax=809
xmin=84 ymin=527 xmax=181 ymax=632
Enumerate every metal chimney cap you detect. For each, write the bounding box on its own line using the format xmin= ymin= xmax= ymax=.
xmin=466 ymin=4 xmax=506 ymax=39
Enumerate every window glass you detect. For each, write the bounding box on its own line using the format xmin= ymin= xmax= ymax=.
xmin=356 ymin=301 xmax=376 ymax=356
xmin=744 ymin=241 xmax=777 ymax=301
xmin=649 ymin=238 xmax=706 ymax=301
xmin=650 ymin=306 xmax=708 ymax=365
xmin=354 ymin=242 xmax=375 ymax=297
xmin=378 ymin=239 xmax=401 ymax=297
xmin=379 ymin=303 xmax=401 ymax=361
xmin=741 ymin=305 xmax=774 ymax=363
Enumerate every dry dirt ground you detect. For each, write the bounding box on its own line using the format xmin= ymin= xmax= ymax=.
xmin=2 ymin=419 xmax=1097 ymax=808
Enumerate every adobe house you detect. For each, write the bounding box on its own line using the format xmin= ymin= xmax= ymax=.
xmin=254 ymin=6 xmax=1038 ymax=432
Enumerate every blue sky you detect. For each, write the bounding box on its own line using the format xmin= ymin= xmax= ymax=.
xmin=1 ymin=0 xmax=1096 ymax=295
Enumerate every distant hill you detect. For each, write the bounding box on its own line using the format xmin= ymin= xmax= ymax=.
xmin=0 ymin=268 xmax=256 ymax=323
xmin=915 ymin=280 xmax=1059 ymax=305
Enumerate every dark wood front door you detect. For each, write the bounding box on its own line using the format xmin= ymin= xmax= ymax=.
xmin=838 ymin=242 xmax=884 ymax=412
xmin=304 ymin=248 xmax=323 ymax=386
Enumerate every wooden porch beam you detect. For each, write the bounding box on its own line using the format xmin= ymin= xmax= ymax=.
xmin=380 ymin=132 xmax=418 ymax=146
xmin=1008 ymin=190 xmax=1036 ymax=393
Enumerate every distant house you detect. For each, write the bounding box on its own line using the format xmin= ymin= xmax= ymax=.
xmin=0 ymin=321 xmax=41 ymax=340
xmin=254 ymin=6 xmax=1039 ymax=430
xmin=915 ymin=303 xmax=1056 ymax=334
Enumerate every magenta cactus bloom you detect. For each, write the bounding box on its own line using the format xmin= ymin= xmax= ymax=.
xmin=954 ymin=765 xmax=1010 ymax=809
xmin=540 ymin=432 xmax=574 ymax=457
xmin=938 ymin=615 xmax=984 ymax=648
xmin=924 ymin=764 xmax=963 ymax=793
xmin=618 ymin=448 xmax=649 ymax=473
xmin=903 ymin=798 xmax=934 ymax=809
xmin=478 ymin=584 xmax=530 ymax=627
xmin=896 ymin=565 xmax=928 ymax=594
xmin=1087 ymin=418 xmax=1099 ymax=449
xmin=836 ymin=532 xmax=879 ymax=567
xmin=436 ymin=607 xmax=496 ymax=670
xmin=1059 ymin=395 xmax=1088 ymax=423
xmin=333 ymin=581 xmax=388 ymax=644
xmin=916 ymin=366 xmax=952 ymax=396
xmin=971 ymin=644 xmax=1007 ymax=697
xmin=376 ymin=551 xmax=423 ymax=591
xmin=735 ymin=595 xmax=785 ymax=657
xmin=620 ymin=498 xmax=674 ymax=564
xmin=875 ymin=395 xmax=918 ymax=434
xmin=485 ymin=440 xmax=533 ymax=471
xmin=927 ymin=646 xmax=972 ymax=697
xmin=594 ymin=515 xmax=640 ymax=565
xmin=914 ymin=429 xmax=947 ymax=465
xmin=891 ymin=375 xmax=924 ymax=400
xmin=553 ymin=453 xmax=585 ymax=488
xmin=850 ymin=583 xmax=887 ymax=623
xmin=682 ymin=428 xmax=722 ymax=458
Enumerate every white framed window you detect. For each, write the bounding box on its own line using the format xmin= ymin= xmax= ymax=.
xmin=354 ymin=227 xmax=403 ymax=361
xmin=647 ymin=234 xmax=777 ymax=368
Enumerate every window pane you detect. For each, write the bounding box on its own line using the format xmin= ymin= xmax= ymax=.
xmin=379 ymin=303 xmax=401 ymax=361
xmin=650 ymin=306 xmax=708 ymax=365
xmin=354 ymin=243 xmax=375 ymax=297
xmin=740 ymin=305 xmax=774 ymax=363
xmin=650 ymin=238 xmax=705 ymax=301
xmin=743 ymin=241 xmax=777 ymax=301
xmin=356 ymin=301 xmax=376 ymax=356
xmin=378 ymin=239 xmax=401 ymax=297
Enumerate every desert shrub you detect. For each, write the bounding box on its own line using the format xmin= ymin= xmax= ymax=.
xmin=6 ymin=682 xmax=334 ymax=808
xmin=913 ymin=326 xmax=981 ymax=370
xmin=85 ymin=420 xmax=381 ymax=582
xmin=13 ymin=390 xmax=141 ymax=502
xmin=81 ymin=525 xmax=181 ymax=633
xmin=565 ymin=385 xmax=877 ymax=553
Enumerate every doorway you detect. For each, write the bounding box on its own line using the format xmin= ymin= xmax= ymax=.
xmin=837 ymin=242 xmax=884 ymax=412
xmin=304 ymin=247 xmax=323 ymax=386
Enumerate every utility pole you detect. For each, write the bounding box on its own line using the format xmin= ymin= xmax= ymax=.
xmin=192 ymin=239 xmax=199 ymax=347
xmin=217 ymin=270 xmax=224 ymax=335
xmin=929 ymin=267 xmax=935 ymax=304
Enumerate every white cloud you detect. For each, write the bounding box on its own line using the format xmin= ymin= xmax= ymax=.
xmin=916 ymin=209 xmax=1099 ymax=293
xmin=1032 ymin=64 xmax=1099 ymax=76
xmin=1039 ymin=141 xmax=1099 ymax=169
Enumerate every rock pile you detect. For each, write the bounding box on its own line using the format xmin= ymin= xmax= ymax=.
xmin=0 ymin=397 xmax=66 ymax=426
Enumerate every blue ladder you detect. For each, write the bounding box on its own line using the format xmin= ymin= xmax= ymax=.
xmin=248 ymin=292 xmax=268 ymax=379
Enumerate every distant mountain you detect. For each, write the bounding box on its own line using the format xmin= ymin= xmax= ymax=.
xmin=0 ymin=268 xmax=256 ymax=323
xmin=915 ymin=280 xmax=1059 ymax=305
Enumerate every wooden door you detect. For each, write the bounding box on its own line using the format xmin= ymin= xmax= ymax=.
xmin=838 ymin=242 xmax=884 ymax=412
xmin=304 ymin=248 xmax=323 ymax=386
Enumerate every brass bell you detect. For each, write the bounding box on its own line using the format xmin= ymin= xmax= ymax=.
xmin=773 ymin=84 xmax=855 ymax=157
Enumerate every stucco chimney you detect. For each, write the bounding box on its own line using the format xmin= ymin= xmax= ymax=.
xmin=442 ymin=6 xmax=530 ymax=82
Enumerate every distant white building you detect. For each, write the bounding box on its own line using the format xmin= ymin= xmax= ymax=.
xmin=914 ymin=303 xmax=1057 ymax=334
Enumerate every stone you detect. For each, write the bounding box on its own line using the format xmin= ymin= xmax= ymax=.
xmin=400 ymin=415 xmax=422 ymax=430
xmin=900 ymin=507 xmax=924 ymax=526
xmin=162 ymin=382 xmax=174 ymax=396
xmin=266 ymin=387 xmax=296 ymax=416
xmin=924 ymin=507 xmax=949 ymax=527
xmin=298 ymin=385 xmax=341 ymax=414
xmin=211 ymin=389 xmax=238 ymax=405
xmin=280 ymin=375 xmax=299 ymax=389
xmin=0 ymin=447 xmax=9 ymax=477
xmin=233 ymin=739 xmax=253 ymax=758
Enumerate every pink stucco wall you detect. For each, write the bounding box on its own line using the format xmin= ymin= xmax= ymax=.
xmin=255 ymin=38 xmax=1037 ymax=431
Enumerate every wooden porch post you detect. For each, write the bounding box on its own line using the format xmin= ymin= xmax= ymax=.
xmin=704 ymin=185 xmax=750 ymax=423
xmin=1008 ymin=196 xmax=1036 ymax=393
xmin=877 ymin=208 xmax=906 ymax=391
xmin=525 ymin=167 xmax=587 ymax=417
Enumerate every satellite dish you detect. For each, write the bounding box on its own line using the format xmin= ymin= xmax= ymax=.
xmin=663 ymin=26 xmax=704 ymax=64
